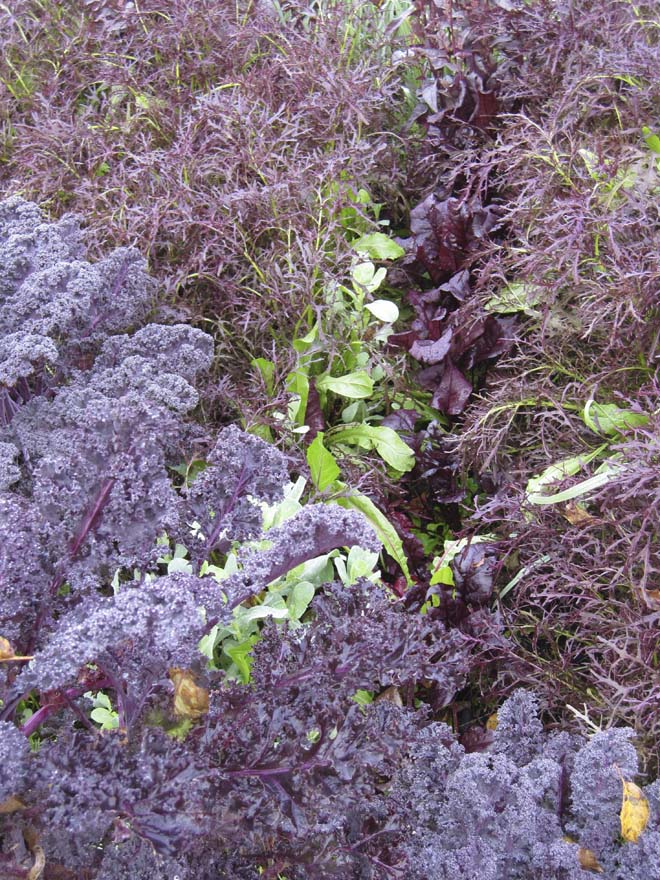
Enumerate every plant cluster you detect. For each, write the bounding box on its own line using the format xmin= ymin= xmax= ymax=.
xmin=1 ymin=0 xmax=660 ymax=874
xmin=407 ymin=0 xmax=660 ymax=763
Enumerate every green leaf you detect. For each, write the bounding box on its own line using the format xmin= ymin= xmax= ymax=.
xmin=286 ymin=368 xmax=310 ymax=425
xmin=485 ymin=282 xmax=543 ymax=314
xmin=316 ymin=371 xmax=374 ymax=399
xmin=525 ymin=447 xmax=623 ymax=506
xmin=334 ymin=488 xmax=412 ymax=585
xmin=287 ymin=580 xmax=315 ymax=620
xmin=239 ymin=605 xmax=289 ymax=623
xmin=583 ymin=400 xmax=649 ymax=436
xmin=364 ymin=299 xmax=399 ymax=323
xmin=352 ymin=232 xmax=405 ymax=261
xmin=642 ymin=126 xmax=660 ymax=154
xmin=306 ymin=433 xmax=340 ymax=491
xmin=351 ymin=261 xmax=387 ymax=293
xmin=525 ymin=445 xmax=607 ymax=500
xmin=224 ymin=635 xmax=260 ymax=683
xmin=429 ymin=564 xmax=454 ymax=587
xmin=90 ymin=707 xmax=119 ymax=730
xmin=251 ymin=357 xmax=276 ymax=396
xmin=330 ymin=424 xmax=415 ymax=472
xmin=352 ymin=689 xmax=374 ymax=706
xmin=292 ymin=322 xmax=318 ymax=353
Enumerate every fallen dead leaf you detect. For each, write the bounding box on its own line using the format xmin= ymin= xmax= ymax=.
xmin=620 ymin=777 xmax=649 ymax=842
xmin=578 ymin=847 xmax=604 ymax=873
xmin=562 ymin=502 xmax=596 ymax=525
xmin=169 ymin=668 xmax=209 ymax=719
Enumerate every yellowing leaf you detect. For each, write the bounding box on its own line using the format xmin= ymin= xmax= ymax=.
xmin=620 ymin=779 xmax=649 ymax=842
xmin=169 ymin=668 xmax=209 ymax=719
xmin=578 ymin=847 xmax=604 ymax=873
xmin=0 ymin=636 xmax=33 ymax=663
xmin=562 ymin=502 xmax=596 ymax=525
xmin=0 ymin=795 xmax=26 ymax=814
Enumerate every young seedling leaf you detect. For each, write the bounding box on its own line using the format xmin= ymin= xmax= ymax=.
xmin=484 ymin=281 xmax=543 ymax=314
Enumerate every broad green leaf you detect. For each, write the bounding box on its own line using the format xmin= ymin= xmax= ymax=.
xmin=583 ymin=400 xmax=649 ymax=436
xmin=365 ymin=299 xmax=399 ymax=323
xmin=352 ymin=232 xmax=405 ymax=261
xmin=239 ymin=604 xmax=289 ymax=623
xmin=485 ymin=282 xmax=543 ymax=314
xmin=642 ymin=126 xmax=660 ymax=154
xmin=306 ymin=433 xmax=340 ymax=491
xmin=330 ymin=424 xmax=415 ymax=472
xmin=334 ymin=487 xmax=412 ymax=585
xmin=287 ymin=580 xmax=315 ymax=620
xmin=90 ymin=707 xmax=119 ymax=730
xmin=316 ymin=371 xmax=374 ymax=399
xmin=429 ymin=564 xmax=454 ymax=587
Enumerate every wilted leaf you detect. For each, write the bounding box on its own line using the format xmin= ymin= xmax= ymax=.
xmin=374 ymin=686 xmax=403 ymax=707
xmin=562 ymin=502 xmax=596 ymax=525
xmin=620 ymin=778 xmax=649 ymax=842
xmin=26 ymin=843 xmax=45 ymax=880
xmin=578 ymin=847 xmax=604 ymax=873
xmin=0 ymin=796 xmax=26 ymax=814
xmin=0 ymin=636 xmax=33 ymax=662
xmin=169 ymin=668 xmax=209 ymax=719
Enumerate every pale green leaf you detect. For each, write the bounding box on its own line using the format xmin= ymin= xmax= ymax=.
xmin=583 ymin=400 xmax=649 ymax=436
xmin=485 ymin=282 xmax=543 ymax=314
xmin=287 ymin=580 xmax=315 ymax=620
xmin=352 ymin=232 xmax=405 ymax=260
xmin=316 ymin=371 xmax=374 ymax=399
xmin=365 ymin=299 xmax=399 ymax=323
xmin=306 ymin=432 xmax=340 ymax=491
xmin=330 ymin=424 xmax=415 ymax=471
